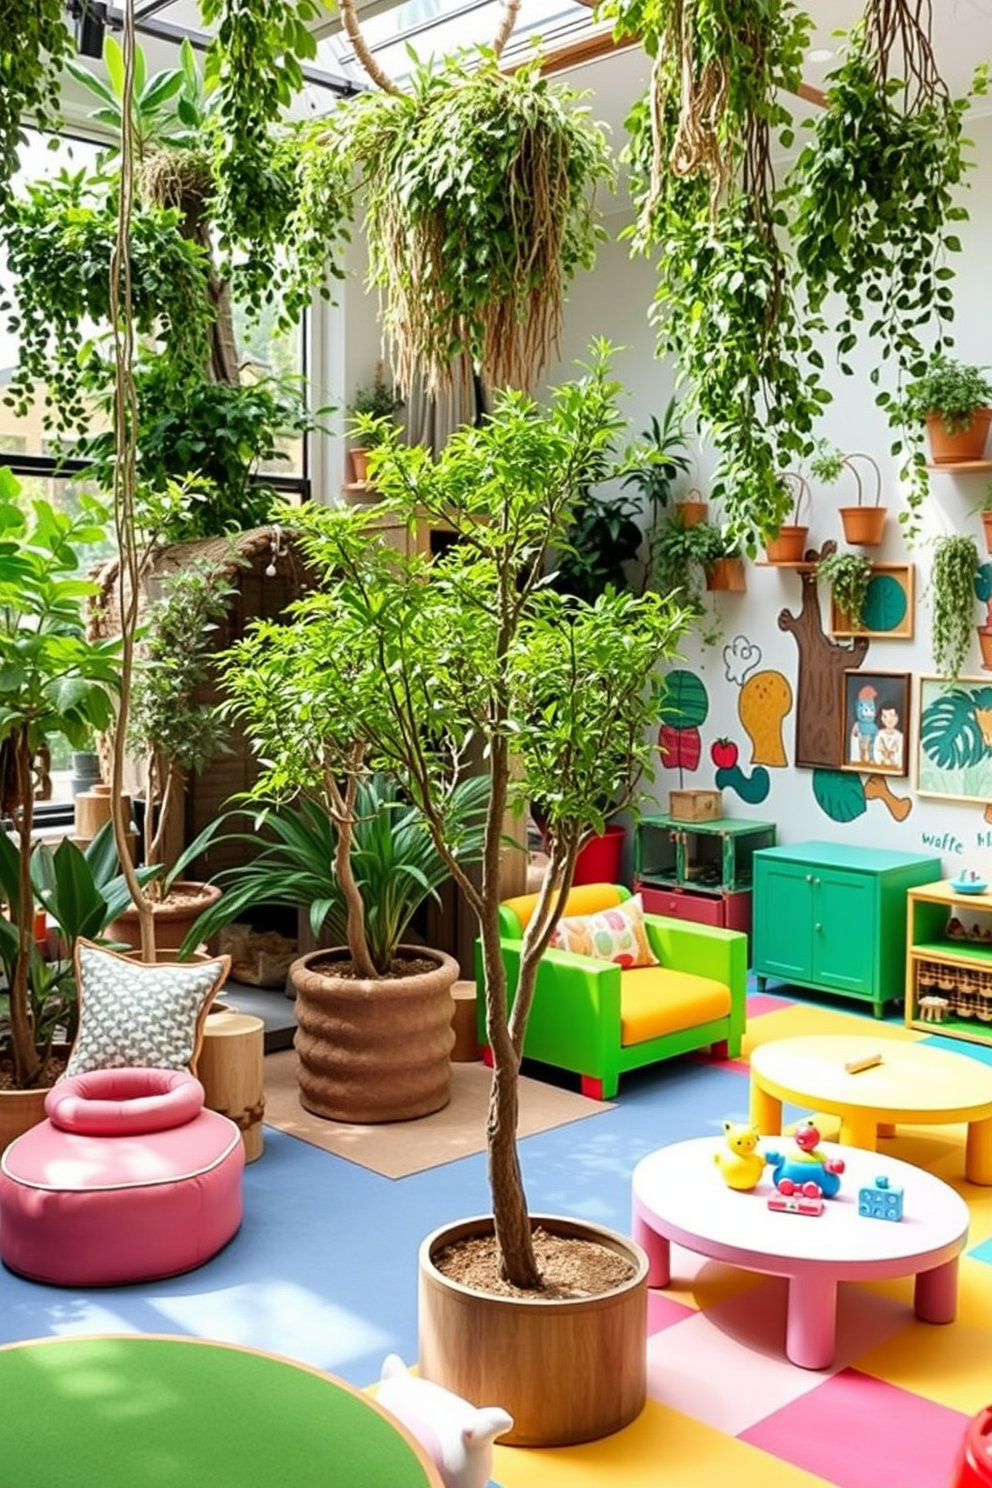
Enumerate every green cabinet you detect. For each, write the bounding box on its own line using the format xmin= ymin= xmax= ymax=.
xmin=752 ymin=841 xmax=941 ymax=1017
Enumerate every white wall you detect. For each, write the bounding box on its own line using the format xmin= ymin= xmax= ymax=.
xmin=554 ymin=108 xmax=992 ymax=880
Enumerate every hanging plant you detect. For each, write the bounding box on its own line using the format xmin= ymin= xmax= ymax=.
xmin=605 ymin=0 xmax=828 ymax=553
xmin=789 ymin=6 xmax=989 ymax=543
xmin=930 ymin=534 xmax=980 ymax=679
xmin=0 ymin=0 xmax=74 ymax=201
xmin=342 ymin=32 xmax=613 ymax=395
xmin=816 ymin=549 xmax=874 ymax=629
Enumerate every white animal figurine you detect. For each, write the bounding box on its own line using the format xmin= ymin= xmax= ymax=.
xmin=376 ymin=1354 xmax=513 ymax=1488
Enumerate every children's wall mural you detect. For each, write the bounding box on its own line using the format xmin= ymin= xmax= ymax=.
xmin=779 ymin=552 xmax=870 ymax=770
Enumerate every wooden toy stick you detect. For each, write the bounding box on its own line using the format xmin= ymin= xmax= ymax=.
xmin=844 ymin=1052 xmax=883 ymax=1074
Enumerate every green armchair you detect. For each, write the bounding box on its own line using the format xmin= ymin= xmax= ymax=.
xmin=476 ymin=883 xmax=747 ymax=1100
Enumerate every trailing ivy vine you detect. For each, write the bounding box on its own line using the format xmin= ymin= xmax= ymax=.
xmin=606 ymin=0 xmax=827 ymax=552
xmin=789 ymin=4 xmax=988 ymax=542
xmin=344 ymin=56 xmax=613 ymax=395
xmin=0 ymin=0 xmax=74 ymax=202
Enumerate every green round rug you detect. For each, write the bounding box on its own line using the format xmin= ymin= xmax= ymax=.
xmin=0 ymin=1335 xmax=441 ymax=1487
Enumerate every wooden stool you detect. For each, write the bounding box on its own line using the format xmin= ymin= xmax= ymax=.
xmin=197 ymin=1013 xmax=265 ymax=1162
xmin=450 ymin=981 xmax=480 ymax=1062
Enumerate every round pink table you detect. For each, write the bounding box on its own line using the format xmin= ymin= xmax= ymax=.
xmin=631 ymin=1137 xmax=969 ymax=1370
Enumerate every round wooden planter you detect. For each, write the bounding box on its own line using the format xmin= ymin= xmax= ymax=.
xmin=764 ymin=526 xmax=808 ymax=563
xmin=705 ymin=557 xmax=746 ymax=592
xmin=290 ymin=946 xmax=458 ymax=1123
xmin=0 ymin=1087 xmax=49 ymax=1157
xmin=840 ymin=506 xmax=886 ymax=546
xmin=926 ymin=408 xmax=992 ymax=464
xmin=107 ymin=882 xmax=222 ymax=954
xmin=418 ymin=1214 xmax=648 ymax=1447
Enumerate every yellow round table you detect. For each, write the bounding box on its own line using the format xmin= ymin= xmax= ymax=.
xmin=748 ymin=1034 xmax=992 ymax=1184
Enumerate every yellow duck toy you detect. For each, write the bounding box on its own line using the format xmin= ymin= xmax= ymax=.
xmin=713 ymin=1120 xmax=766 ymax=1192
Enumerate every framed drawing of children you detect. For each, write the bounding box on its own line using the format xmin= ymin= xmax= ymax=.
xmin=842 ymin=670 xmax=911 ymax=776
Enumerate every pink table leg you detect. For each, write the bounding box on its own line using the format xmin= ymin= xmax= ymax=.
xmin=965 ymin=1116 xmax=992 ymax=1186
xmin=915 ymin=1256 xmax=959 ymax=1324
xmin=785 ymin=1272 xmax=838 ymax=1370
xmin=632 ymin=1204 xmax=671 ymax=1287
xmin=750 ymin=1080 xmax=783 ymax=1136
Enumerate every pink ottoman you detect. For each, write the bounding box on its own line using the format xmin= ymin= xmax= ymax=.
xmin=0 ymin=1069 xmax=244 ymax=1286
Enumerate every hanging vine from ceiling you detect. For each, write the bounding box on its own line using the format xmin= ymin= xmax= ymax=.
xmin=339 ymin=0 xmax=614 ymax=396
xmin=788 ymin=0 xmax=988 ymax=542
xmin=0 ymin=0 xmax=74 ymax=203
xmin=605 ymin=0 xmax=825 ymax=552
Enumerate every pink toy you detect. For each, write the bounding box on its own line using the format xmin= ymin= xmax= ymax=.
xmin=765 ymin=1120 xmax=845 ymax=1200
xmin=376 ymin=1354 xmax=512 ymax=1488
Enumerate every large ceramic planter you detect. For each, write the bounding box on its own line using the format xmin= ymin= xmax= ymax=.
xmin=107 ymin=882 xmax=223 ymax=954
xmin=418 ymin=1214 xmax=648 ymax=1447
xmin=291 ymin=946 xmax=458 ymax=1123
xmin=926 ymin=408 xmax=992 ymax=464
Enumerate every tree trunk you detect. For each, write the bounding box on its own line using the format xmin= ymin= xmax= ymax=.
xmin=9 ymin=729 xmax=41 ymax=1087
xmin=779 ymin=546 xmax=869 ymax=768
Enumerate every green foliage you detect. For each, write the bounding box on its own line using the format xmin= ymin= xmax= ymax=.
xmin=184 ymin=775 xmax=489 ymax=969
xmin=0 ymin=0 xmax=74 ymax=201
xmin=620 ymin=397 xmax=692 ymax=514
xmin=82 ymin=363 xmax=311 ymax=539
xmin=65 ymin=35 xmax=195 ymax=160
xmin=608 ymin=0 xmax=825 ymax=551
xmin=345 ymin=56 xmax=613 ymax=392
xmin=0 ymin=170 xmax=213 ymax=436
xmin=650 ymin=512 xmax=737 ymax=613
xmin=816 ymin=550 xmax=873 ymax=628
xmin=551 ymin=489 xmax=644 ymax=602
xmin=788 ymin=20 xmax=988 ymax=542
xmin=930 ymin=534 xmax=980 ymax=678
xmin=920 ymin=686 xmax=992 ymax=770
xmin=901 ymin=356 xmax=992 ymax=432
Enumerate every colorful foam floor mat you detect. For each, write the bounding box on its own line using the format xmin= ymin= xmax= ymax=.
xmin=0 ymin=984 xmax=988 ymax=1488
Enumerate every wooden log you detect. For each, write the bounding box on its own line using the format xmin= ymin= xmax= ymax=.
xmin=198 ymin=1013 xmax=265 ymax=1162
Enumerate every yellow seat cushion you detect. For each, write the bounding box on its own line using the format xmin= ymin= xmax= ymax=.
xmin=619 ymin=967 xmax=731 ymax=1047
xmin=501 ymin=884 xmax=625 ymax=935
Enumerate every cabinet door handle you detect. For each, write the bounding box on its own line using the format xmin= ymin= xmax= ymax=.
xmin=806 ymin=873 xmax=813 ymax=883
xmin=815 ymin=922 xmax=822 ymax=933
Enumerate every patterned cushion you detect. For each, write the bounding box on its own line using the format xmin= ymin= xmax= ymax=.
xmin=549 ymin=893 xmax=659 ymax=969
xmin=64 ymin=941 xmax=231 ymax=1078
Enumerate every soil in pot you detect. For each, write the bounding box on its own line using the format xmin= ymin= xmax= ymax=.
xmin=432 ymin=1225 xmax=637 ymax=1299
xmin=107 ymin=882 xmax=222 ymax=953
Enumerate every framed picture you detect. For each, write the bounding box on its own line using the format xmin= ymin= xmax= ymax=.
xmin=842 ymin=670 xmax=911 ymax=776
xmin=830 ymin=563 xmax=915 ymax=640
xmin=915 ymin=675 xmax=992 ymax=803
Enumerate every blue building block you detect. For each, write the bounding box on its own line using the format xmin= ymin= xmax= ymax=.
xmin=858 ymin=1174 xmax=903 ymax=1222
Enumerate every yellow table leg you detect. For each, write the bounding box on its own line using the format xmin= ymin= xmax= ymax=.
xmin=838 ymin=1110 xmax=878 ymax=1151
xmin=965 ymin=1116 xmax=992 ymax=1185
xmin=750 ymin=1081 xmax=783 ymax=1135
xmin=877 ymin=1123 xmax=897 ymax=1139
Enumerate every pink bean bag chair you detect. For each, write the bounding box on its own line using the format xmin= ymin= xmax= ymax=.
xmin=0 ymin=1068 xmax=244 ymax=1286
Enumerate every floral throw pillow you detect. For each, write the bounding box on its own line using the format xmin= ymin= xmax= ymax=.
xmin=549 ymin=894 xmax=659 ymax=969
xmin=64 ymin=940 xmax=231 ymax=1079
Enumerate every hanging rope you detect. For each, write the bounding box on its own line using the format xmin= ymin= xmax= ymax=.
xmin=340 ymin=0 xmax=523 ymax=93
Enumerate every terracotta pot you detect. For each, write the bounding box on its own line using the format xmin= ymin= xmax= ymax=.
xmin=764 ymin=526 xmax=808 ymax=564
xmin=840 ymin=506 xmax=887 ymax=546
xmin=925 ymin=408 xmax=992 ymax=464
xmin=705 ymin=557 xmax=746 ymax=592
xmin=107 ymin=882 xmax=223 ymax=953
xmin=978 ymin=627 xmax=992 ymax=672
xmin=290 ymin=945 xmax=458 ymax=1123
xmin=349 ymin=448 xmax=372 ymax=484
xmin=674 ymin=498 xmax=708 ymax=528
xmin=418 ymin=1214 xmax=648 ymax=1447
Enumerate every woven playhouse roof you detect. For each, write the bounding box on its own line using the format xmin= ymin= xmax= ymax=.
xmin=88 ymin=524 xmax=312 ymax=642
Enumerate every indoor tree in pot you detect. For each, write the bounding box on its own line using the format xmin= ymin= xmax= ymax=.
xmin=223 ymin=347 xmax=689 ymax=1445
xmin=0 ymin=473 xmax=121 ymax=1124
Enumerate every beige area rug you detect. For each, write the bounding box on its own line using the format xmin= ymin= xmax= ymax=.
xmin=262 ymin=1052 xmax=613 ymax=1178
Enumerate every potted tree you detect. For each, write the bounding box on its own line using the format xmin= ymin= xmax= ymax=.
xmin=817 ymin=549 xmax=874 ymax=632
xmin=346 ymin=362 xmax=404 ymax=489
xmin=903 ymin=357 xmax=992 ymax=465
xmin=0 ymin=473 xmax=121 ymax=1131
xmin=220 ymin=349 xmax=689 ymax=1443
xmin=930 ymin=534 xmax=981 ymax=679
xmin=810 ymin=444 xmax=887 ymax=547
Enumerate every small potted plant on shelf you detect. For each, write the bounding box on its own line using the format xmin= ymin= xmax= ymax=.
xmin=620 ymin=396 xmax=694 ymax=520
xmin=816 ymin=549 xmax=874 ymax=631
xmin=347 ymin=361 xmax=404 ymax=488
xmin=764 ymin=471 xmax=811 ymax=563
xmin=930 ymin=533 xmax=981 ymax=678
xmin=651 ymin=512 xmax=744 ymax=610
xmin=902 ymin=356 xmax=992 ymax=465
xmin=810 ymin=443 xmax=887 ymax=547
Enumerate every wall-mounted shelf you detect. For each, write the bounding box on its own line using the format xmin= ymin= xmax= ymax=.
xmin=753 ymin=561 xmax=817 ymax=571
xmin=925 ymin=460 xmax=992 ymax=473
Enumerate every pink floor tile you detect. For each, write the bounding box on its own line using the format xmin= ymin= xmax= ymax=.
xmin=647 ymin=1290 xmax=696 ymax=1333
xmin=747 ymin=994 xmax=797 ymax=1018
xmin=740 ymin=1369 xmax=971 ymax=1488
